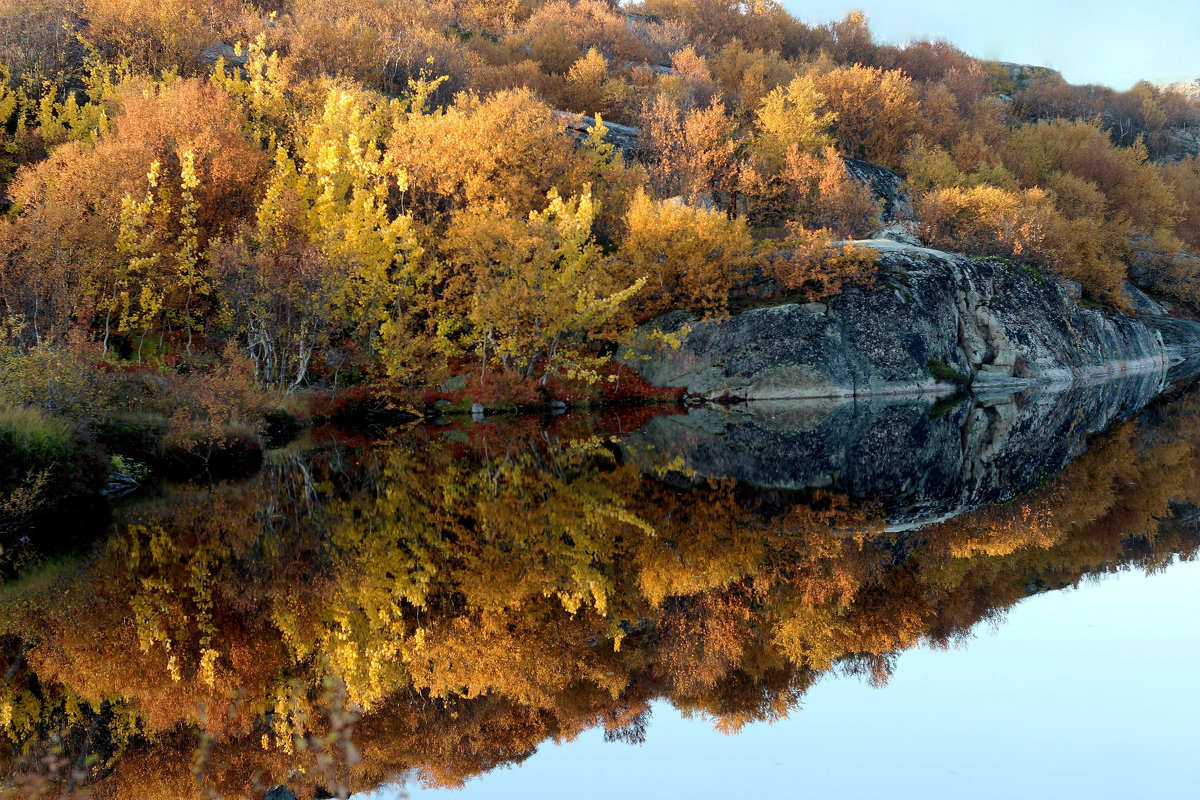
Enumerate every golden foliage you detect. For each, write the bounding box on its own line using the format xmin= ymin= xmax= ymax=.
xmin=752 ymin=74 xmax=834 ymax=171
xmin=608 ymin=188 xmax=755 ymax=320
xmin=1162 ymin=154 xmax=1200 ymax=252
xmin=389 ymin=87 xmax=582 ymax=221
xmin=810 ymin=64 xmax=923 ymax=169
xmin=914 ymin=184 xmax=1052 ymax=262
xmin=441 ymin=186 xmax=643 ymax=382
xmin=766 ymin=227 xmax=877 ymax=296
xmin=641 ymin=93 xmax=738 ymax=211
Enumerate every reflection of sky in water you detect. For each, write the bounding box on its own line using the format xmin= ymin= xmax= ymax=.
xmin=364 ymin=558 xmax=1200 ymax=800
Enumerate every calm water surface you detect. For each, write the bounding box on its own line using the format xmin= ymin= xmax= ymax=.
xmin=390 ymin=559 xmax=1200 ymax=800
xmin=2 ymin=376 xmax=1199 ymax=798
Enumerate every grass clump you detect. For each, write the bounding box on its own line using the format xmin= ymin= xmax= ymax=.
xmin=0 ymin=405 xmax=73 ymax=486
xmin=927 ymin=359 xmax=968 ymax=385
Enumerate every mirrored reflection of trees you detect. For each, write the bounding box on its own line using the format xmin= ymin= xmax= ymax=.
xmin=4 ymin=395 xmax=1200 ymax=799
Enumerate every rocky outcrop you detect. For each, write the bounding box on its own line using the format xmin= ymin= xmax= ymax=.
xmin=840 ymin=158 xmax=912 ymax=223
xmin=201 ymin=41 xmax=248 ymax=69
xmin=555 ymin=111 xmax=644 ymax=154
xmin=620 ymin=371 xmax=1170 ymax=529
xmin=1123 ymin=281 xmax=1168 ymax=315
xmin=995 ymin=61 xmax=1064 ymax=92
xmin=623 ymin=240 xmax=1184 ymax=400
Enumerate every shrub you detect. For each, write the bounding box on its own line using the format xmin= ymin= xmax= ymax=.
xmin=0 ymin=337 xmax=112 ymax=417
xmin=607 ymin=189 xmax=757 ymax=320
xmin=809 ymin=64 xmax=923 ymax=169
xmin=0 ymin=404 xmax=72 ymax=470
xmin=777 ymin=146 xmax=881 ymax=236
xmin=766 ymin=227 xmax=877 ymax=297
xmin=0 ymin=403 xmax=106 ymax=527
xmin=914 ymin=184 xmax=1052 ymax=262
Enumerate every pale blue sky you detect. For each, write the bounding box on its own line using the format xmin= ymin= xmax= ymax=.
xmin=780 ymin=0 xmax=1200 ymax=90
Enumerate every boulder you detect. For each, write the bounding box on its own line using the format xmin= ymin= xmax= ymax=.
xmin=841 ymin=157 xmax=913 ymax=223
xmin=437 ymin=373 xmax=468 ymax=393
xmin=1123 ymin=282 xmax=1167 ymax=315
xmin=622 ymin=241 xmax=1177 ymax=400
xmin=201 ymin=41 xmax=248 ymax=68
xmin=554 ymin=111 xmax=644 ymax=154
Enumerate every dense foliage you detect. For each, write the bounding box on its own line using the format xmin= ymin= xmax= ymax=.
xmin=4 ymin=0 xmax=1199 ymax=411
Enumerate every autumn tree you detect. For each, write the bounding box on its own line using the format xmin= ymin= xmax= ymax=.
xmin=641 ymin=94 xmax=739 ymax=212
xmin=1163 ymin=154 xmax=1200 ymax=252
xmin=441 ymin=186 xmax=644 ymax=382
xmin=389 ymin=88 xmax=585 ymax=222
xmin=253 ymin=85 xmax=426 ymax=386
xmin=0 ymin=77 xmax=266 ymax=350
xmin=751 ymin=74 xmax=835 ymax=171
xmin=608 ymin=188 xmax=755 ymax=319
xmin=810 ymin=64 xmax=923 ymax=168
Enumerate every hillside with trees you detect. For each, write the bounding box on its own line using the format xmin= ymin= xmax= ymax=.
xmin=4 ymin=0 xmax=1200 ymax=507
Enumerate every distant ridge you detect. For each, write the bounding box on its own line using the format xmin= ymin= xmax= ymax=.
xmin=1162 ymin=77 xmax=1200 ymax=101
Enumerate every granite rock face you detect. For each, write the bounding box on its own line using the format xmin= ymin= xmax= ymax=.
xmin=621 ymin=371 xmax=1170 ymax=529
xmin=1123 ymin=282 xmax=1168 ymax=315
xmin=623 ymin=240 xmax=1181 ymax=400
xmin=555 ymin=111 xmax=645 ymax=154
xmin=840 ymin=157 xmax=913 ymax=223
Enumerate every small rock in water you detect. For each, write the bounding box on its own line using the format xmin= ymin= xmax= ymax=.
xmin=547 ymin=400 xmax=568 ymax=413
xmin=100 ymin=473 xmax=140 ymax=500
xmin=471 ymin=402 xmax=485 ymax=421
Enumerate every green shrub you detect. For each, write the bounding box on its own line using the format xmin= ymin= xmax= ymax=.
xmin=0 ymin=405 xmax=73 ymax=485
xmin=927 ymin=359 xmax=968 ymax=384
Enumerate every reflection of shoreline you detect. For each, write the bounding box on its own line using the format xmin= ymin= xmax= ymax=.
xmin=623 ymin=370 xmax=1179 ymax=529
xmin=4 ymin=387 xmax=1200 ymax=799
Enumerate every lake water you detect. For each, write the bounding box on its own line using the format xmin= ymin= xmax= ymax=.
xmin=2 ymin=376 xmax=1199 ymax=799
xmin=387 ymin=558 xmax=1200 ymax=800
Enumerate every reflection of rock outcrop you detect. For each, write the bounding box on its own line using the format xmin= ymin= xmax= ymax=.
xmin=624 ymin=242 xmax=1193 ymax=400
xmin=623 ymin=371 xmax=1169 ymax=528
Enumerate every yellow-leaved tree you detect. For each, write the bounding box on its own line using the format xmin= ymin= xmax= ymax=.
xmin=441 ymin=186 xmax=644 ymax=383
xmin=209 ymin=33 xmax=295 ymax=152
xmin=255 ymin=85 xmax=426 ymax=386
xmin=752 ymin=74 xmax=835 ymax=172
xmin=608 ymin=188 xmax=757 ymax=320
xmin=810 ymin=65 xmax=924 ymax=169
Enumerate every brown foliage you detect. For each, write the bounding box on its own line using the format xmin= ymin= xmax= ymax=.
xmin=521 ymin=0 xmax=650 ymax=67
xmin=1 ymin=78 xmax=267 ymax=342
xmin=641 ymin=93 xmax=739 ymax=212
xmin=81 ymin=0 xmax=254 ymax=74
xmin=1163 ymin=154 xmax=1200 ymax=252
xmin=776 ymin=146 xmax=879 ymax=236
xmin=390 ymin=88 xmax=583 ymax=221
xmin=766 ymin=227 xmax=877 ymax=297
xmin=810 ymin=64 xmax=923 ymax=168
